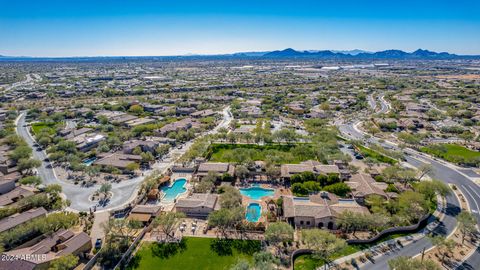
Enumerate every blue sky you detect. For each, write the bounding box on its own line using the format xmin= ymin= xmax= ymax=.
xmin=1 ymin=0 xmax=480 ymax=56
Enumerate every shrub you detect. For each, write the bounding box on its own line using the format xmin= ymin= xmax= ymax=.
xmin=322 ymin=182 xmax=351 ymax=197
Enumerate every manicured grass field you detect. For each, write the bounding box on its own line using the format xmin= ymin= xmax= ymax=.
xmin=420 ymin=144 xmax=480 ymax=165
xmin=294 ymin=245 xmax=362 ymax=270
xmin=127 ymin=237 xmax=260 ymax=270
xmin=31 ymin=122 xmax=59 ymax=135
xmin=208 ymin=143 xmax=312 ymax=164
xmin=355 ymin=145 xmax=398 ymax=165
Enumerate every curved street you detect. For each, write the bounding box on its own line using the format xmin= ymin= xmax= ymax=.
xmin=15 ymin=106 xmax=232 ymax=212
xmin=337 ymin=97 xmax=480 ymax=269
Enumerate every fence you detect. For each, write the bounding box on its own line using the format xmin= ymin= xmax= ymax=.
xmin=114 ymin=225 xmax=150 ymax=270
xmin=82 ymin=251 xmax=102 ymax=270
xmin=346 ymin=213 xmax=431 ymax=244
xmin=290 ymin=213 xmax=431 ymax=269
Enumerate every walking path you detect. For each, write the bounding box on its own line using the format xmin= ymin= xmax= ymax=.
xmin=335 ymin=94 xmax=480 ymax=269
xmin=326 ymin=195 xmax=448 ymax=269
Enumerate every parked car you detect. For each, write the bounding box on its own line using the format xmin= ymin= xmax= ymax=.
xmin=95 ymin=238 xmax=102 ymax=249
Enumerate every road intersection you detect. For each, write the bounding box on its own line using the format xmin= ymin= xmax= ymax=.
xmin=337 ymin=97 xmax=479 ymax=269
xmin=15 ymin=106 xmax=232 ymax=212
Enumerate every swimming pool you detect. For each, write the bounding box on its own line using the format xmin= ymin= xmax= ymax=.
xmin=245 ymin=203 xmax=262 ymax=222
xmin=83 ymin=157 xmax=97 ymax=166
xmin=240 ymin=186 xmax=274 ymax=200
xmin=161 ymin=178 xmax=187 ymax=202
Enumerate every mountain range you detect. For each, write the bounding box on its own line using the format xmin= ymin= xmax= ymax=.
xmin=260 ymin=48 xmax=479 ymax=59
xmin=1 ymin=49 xmax=479 ymax=61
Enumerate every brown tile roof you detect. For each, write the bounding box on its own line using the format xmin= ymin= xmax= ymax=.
xmin=175 ymin=193 xmax=219 ymax=209
xmin=0 ymin=207 xmax=47 ymax=233
xmin=94 ymin=152 xmax=141 ymax=169
xmin=283 ymin=196 xmax=332 ymax=219
xmin=345 ymin=173 xmax=388 ymax=199
xmin=0 ymin=186 xmax=36 ymax=206
xmin=197 ymin=162 xmax=234 ymax=176
xmin=131 ymin=205 xmax=162 ymax=215
xmin=280 ymin=161 xmax=340 ymax=178
xmin=1 ymin=229 xmax=91 ymax=267
xmin=280 ymin=164 xmax=313 ymax=178
xmin=283 ymin=195 xmax=369 ymax=219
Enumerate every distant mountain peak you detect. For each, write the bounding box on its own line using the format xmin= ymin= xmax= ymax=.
xmin=0 ymin=49 xmax=478 ymax=61
xmin=260 ymin=48 xmax=470 ymax=59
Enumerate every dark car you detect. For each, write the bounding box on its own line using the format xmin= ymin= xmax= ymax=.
xmin=95 ymin=238 xmax=102 ymax=250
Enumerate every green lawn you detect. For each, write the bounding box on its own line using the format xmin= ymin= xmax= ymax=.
xmin=294 ymin=232 xmax=413 ymax=270
xmin=294 ymin=244 xmax=363 ymax=270
xmin=420 ymin=144 xmax=480 ymax=166
xmin=31 ymin=122 xmax=59 ymax=135
xmin=355 ymin=145 xmax=398 ymax=165
xmin=127 ymin=237 xmax=260 ymax=270
xmin=207 ymin=143 xmax=313 ymax=164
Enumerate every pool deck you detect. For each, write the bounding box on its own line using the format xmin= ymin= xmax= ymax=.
xmin=158 ymin=174 xmax=193 ymax=208
xmin=239 ymin=183 xmax=292 ymax=224
xmin=239 ymin=183 xmax=291 ymax=203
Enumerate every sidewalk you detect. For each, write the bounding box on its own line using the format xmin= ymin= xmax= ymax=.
xmin=326 ymin=194 xmax=446 ymax=269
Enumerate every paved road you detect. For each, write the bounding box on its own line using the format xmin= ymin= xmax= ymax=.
xmin=367 ymin=94 xmax=377 ymax=111
xmin=16 ymin=112 xmax=145 ymax=212
xmin=377 ymin=94 xmax=390 ymax=114
xmin=338 ymin=119 xmax=480 ymax=269
xmin=3 ymin=73 xmax=39 ymax=93
xmin=15 ymin=106 xmax=232 ymax=212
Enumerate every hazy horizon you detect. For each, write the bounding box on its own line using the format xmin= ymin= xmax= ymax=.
xmin=2 ymin=48 xmax=479 ymax=58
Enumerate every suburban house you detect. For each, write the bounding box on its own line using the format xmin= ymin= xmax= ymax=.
xmin=123 ymin=140 xmax=160 ymax=154
xmin=190 ymin=109 xmax=217 ymax=118
xmin=0 ymin=207 xmax=48 ymax=233
xmin=127 ymin=205 xmax=162 ymax=223
xmin=175 ymin=193 xmax=220 ymax=217
xmin=110 ymin=113 xmax=138 ymax=125
xmin=239 ymin=106 xmax=262 ymax=117
xmin=155 ymin=118 xmax=193 ymax=136
xmin=124 ymin=117 xmax=156 ymax=128
xmin=0 ymin=177 xmax=17 ymax=195
xmin=176 ymin=107 xmax=196 ymax=116
xmin=345 ymin=173 xmax=389 ymax=204
xmin=280 ymin=160 xmax=340 ymax=180
xmin=61 ymin=127 xmax=92 ymax=138
xmin=72 ymin=133 xmax=106 ymax=152
xmin=0 ymin=109 xmax=7 ymax=121
xmin=0 ymin=186 xmax=37 ymax=206
xmin=0 ymin=229 xmax=91 ymax=270
xmin=93 ymin=152 xmax=142 ymax=171
xmin=0 ymin=145 xmax=22 ymax=193
xmin=196 ymin=162 xmax=235 ymax=179
xmin=142 ymin=104 xmax=168 ymax=114
xmin=287 ymin=102 xmax=306 ymax=114
xmin=282 ymin=192 xmax=369 ymax=229
xmin=233 ymin=125 xmax=256 ymax=134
